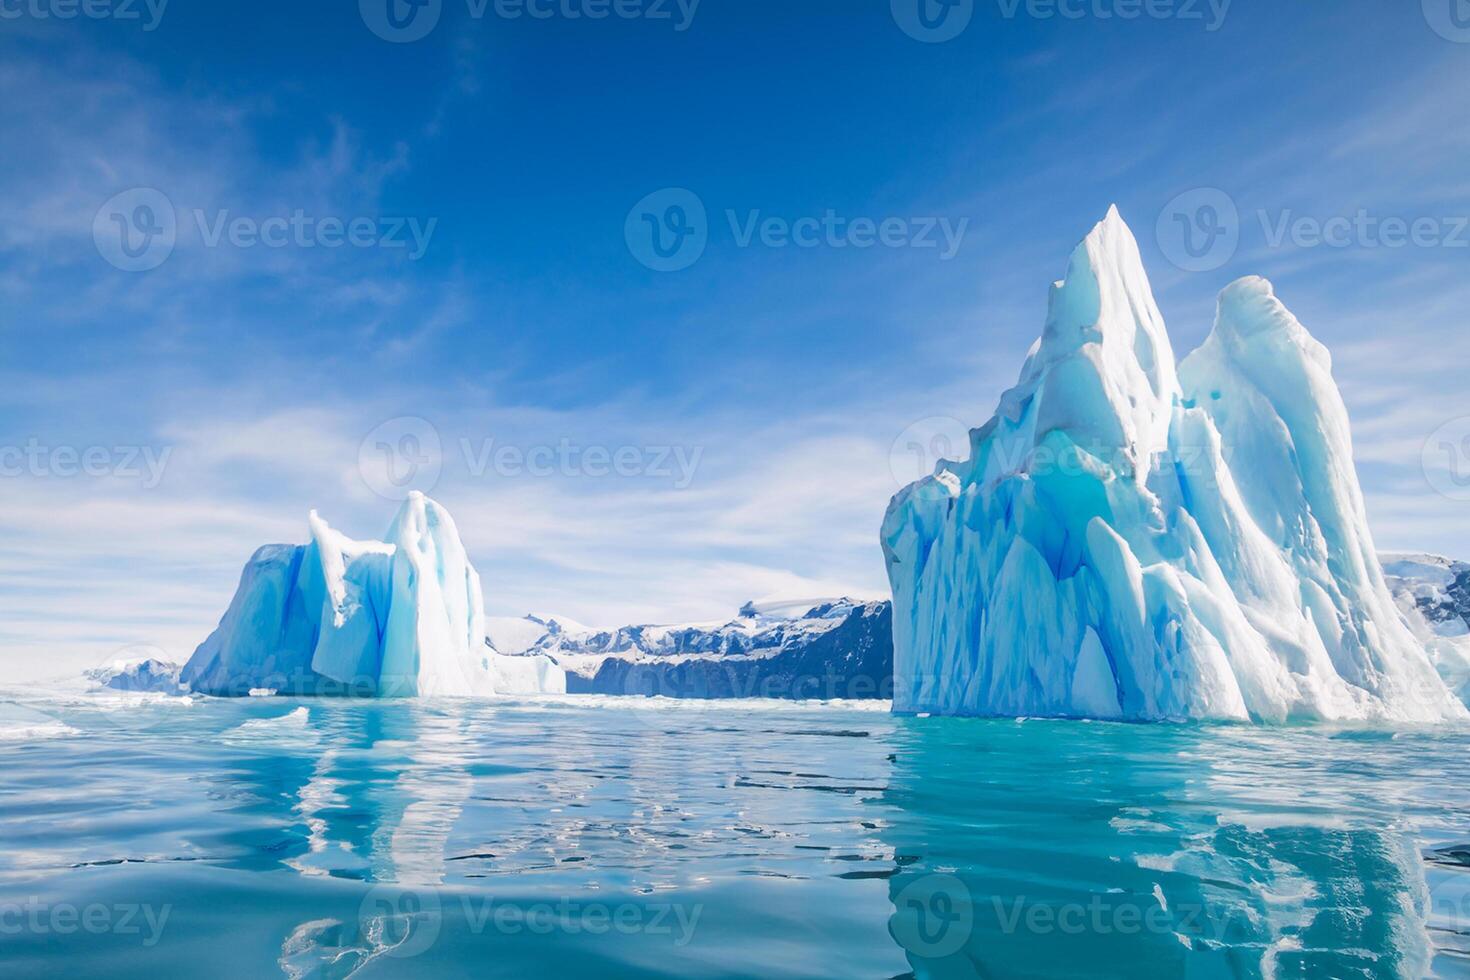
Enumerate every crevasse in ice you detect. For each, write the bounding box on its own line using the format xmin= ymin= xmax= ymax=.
xmin=880 ymin=207 xmax=1464 ymax=722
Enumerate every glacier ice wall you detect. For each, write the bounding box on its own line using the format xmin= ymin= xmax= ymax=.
xmin=182 ymin=492 xmax=565 ymax=698
xmin=881 ymin=207 xmax=1463 ymax=722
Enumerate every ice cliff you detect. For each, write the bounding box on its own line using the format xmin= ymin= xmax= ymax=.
xmin=881 ymin=207 xmax=1464 ymax=723
xmin=183 ymin=492 xmax=565 ymax=698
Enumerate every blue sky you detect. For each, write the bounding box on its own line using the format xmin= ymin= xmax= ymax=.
xmin=2 ymin=0 xmax=1469 ymax=678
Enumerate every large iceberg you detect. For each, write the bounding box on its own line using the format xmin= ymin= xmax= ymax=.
xmin=183 ymin=492 xmax=565 ymax=698
xmin=881 ymin=207 xmax=1464 ymax=723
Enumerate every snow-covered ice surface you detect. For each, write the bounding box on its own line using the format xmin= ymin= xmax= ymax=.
xmin=182 ymin=492 xmax=565 ymax=698
xmin=882 ymin=207 xmax=1465 ymax=723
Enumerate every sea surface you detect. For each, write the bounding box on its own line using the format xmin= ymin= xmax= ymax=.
xmin=2 ymin=688 xmax=1470 ymax=978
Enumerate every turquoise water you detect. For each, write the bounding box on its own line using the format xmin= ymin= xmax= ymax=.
xmin=3 ymin=690 xmax=1470 ymax=979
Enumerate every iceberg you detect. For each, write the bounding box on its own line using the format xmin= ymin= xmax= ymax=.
xmin=182 ymin=492 xmax=565 ymax=698
xmin=881 ymin=207 xmax=1464 ymax=723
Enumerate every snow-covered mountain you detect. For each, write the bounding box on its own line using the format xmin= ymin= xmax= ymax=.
xmin=85 ymin=657 xmax=185 ymax=695
xmin=1382 ymin=553 xmax=1470 ymax=703
xmin=183 ymin=493 xmax=565 ymax=698
xmin=882 ymin=207 xmax=1464 ymax=723
xmin=518 ymin=599 xmax=893 ymax=700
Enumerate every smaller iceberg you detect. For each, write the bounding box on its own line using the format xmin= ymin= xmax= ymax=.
xmin=182 ymin=492 xmax=565 ymax=698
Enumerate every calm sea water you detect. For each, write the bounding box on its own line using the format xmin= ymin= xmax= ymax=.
xmin=2 ymin=688 xmax=1470 ymax=979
